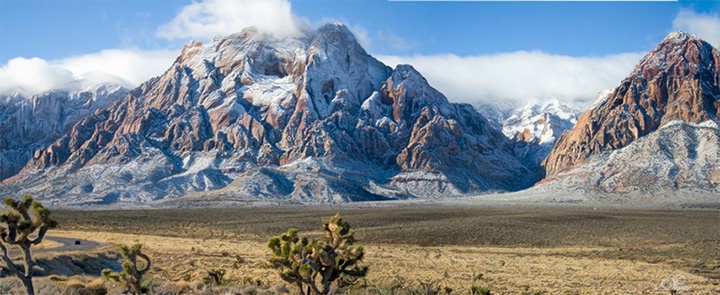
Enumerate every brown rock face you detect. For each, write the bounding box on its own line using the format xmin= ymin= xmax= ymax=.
xmin=381 ymin=65 xmax=532 ymax=190
xmin=543 ymin=31 xmax=720 ymax=176
xmin=0 ymin=86 xmax=127 ymax=179
xmin=9 ymin=24 xmax=533 ymax=203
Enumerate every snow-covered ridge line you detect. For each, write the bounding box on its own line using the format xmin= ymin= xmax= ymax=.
xmin=0 ymin=23 xmax=535 ymax=206
xmin=661 ymin=119 xmax=719 ymax=130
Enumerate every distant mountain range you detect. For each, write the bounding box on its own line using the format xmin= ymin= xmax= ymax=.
xmin=1 ymin=25 xmax=717 ymax=207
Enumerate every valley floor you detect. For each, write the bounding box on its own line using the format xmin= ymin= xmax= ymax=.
xmin=28 ymin=205 xmax=720 ymax=294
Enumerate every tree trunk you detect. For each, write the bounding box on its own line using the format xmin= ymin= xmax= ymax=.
xmin=131 ymin=279 xmax=143 ymax=295
xmin=20 ymin=244 xmax=35 ymax=295
xmin=20 ymin=275 xmax=34 ymax=295
xmin=321 ymin=277 xmax=331 ymax=295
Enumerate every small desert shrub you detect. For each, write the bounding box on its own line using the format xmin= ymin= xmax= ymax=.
xmin=0 ymin=280 xmax=17 ymax=294
xmin=62 ymin=280 xmax=108 ymax=295
xmin=242 ymin=276 xmax=265 ymax=286
xmin=146 ymin=281 xmax=194 ymax=295
xmin=362 ymin=282 xmax=452 ymax=295
xmin=203 ymin=269 xmax=228 ymax=286
xmin=406 ymin=281 xmax=447 ymax=295
xmin=233 ymin=255 xmax=245 ymax=269
xmin=469 ymin=286 xmax=491 ymax=295
xmin=471 ymin=273 xmax=483 ymax=281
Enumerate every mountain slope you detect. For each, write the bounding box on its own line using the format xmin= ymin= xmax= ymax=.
xmin=0 ymin=84 xmax=128 ymax=181
xmin=534 ymin=121 xmax=720 ymax=206
xmin=543 ymin=31 xmax=720 ymax=177
xmin=536 ymin=31 xmax=720 ymax=201
xmin=3 ymin=24 xmax=533 ymax=206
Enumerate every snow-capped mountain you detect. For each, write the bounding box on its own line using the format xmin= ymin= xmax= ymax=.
xmin=475 ymin=99 xmax=581 ymax=179
xmin=474 ymin=101 xmax=513 ymax=130
xmin=540 ymin=31 xmax=720 ymax=199
xmin=0 ymin=84 xmax=128 ymax=181
xmin=501 ymin=100 xmax=579 ymax=178
xmin=1 ymin=24 xmax=534 ymax=206
xmin=502 ymin=100 xmax=578 ymax=145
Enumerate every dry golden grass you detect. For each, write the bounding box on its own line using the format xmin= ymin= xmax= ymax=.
xmin=35 ymin=205 xmax=720 ymax=294
xmin=46 ymin=229 xmax=720 ymax=294
xmin=30 ymin=238 xmax=62 ymax=250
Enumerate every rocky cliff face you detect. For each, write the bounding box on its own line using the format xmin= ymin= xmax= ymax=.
xmin=0 ymin=84 xmax=127 ymax=181
xmin=502 ymin=100 xmax=579 ymax=179
xmin=3 ymin=24 xmax=533 ymax=206
xmin=543 ymin=31 xmax=720 ymax=177
xmin=535 ymin=31 xmax=720 ymax=200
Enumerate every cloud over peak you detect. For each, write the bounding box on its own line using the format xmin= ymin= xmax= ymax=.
xmin=0 ymin=58 xmax=76 ymax=96
xmin=0 ymin=49 xmax=177 ymax=97
xmin=672 ymin=10 xmax=720 ymax=48
xmin=156 ymin=0 xmax=309 ymax=40
xmin=4 ymin=0 xmax=719 ymax=110
xmin=378 ymin=51 xmax=644 ymax=108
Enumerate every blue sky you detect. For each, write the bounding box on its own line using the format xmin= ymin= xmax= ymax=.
xmin=1 ymin=0 xmax=719 ymax=105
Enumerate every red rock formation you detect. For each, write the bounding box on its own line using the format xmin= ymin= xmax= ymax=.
xmin=543 ymin=31 xmax=720 ymax=176
xmin=8 ymin=24 xmax=533 ymax=203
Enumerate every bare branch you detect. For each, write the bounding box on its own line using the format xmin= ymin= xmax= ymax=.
xmin=30 ymin=224 xmax=49 ymax=245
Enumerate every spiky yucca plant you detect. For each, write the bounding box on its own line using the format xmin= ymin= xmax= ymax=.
xmin=102 ymin=243 xmax=151 ymax=294
xmin=268 ymin=214 xmax=367 ymax=295
xmin=0 ymin=195 xmax=57 ymax=295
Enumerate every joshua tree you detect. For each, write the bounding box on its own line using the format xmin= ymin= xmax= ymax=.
xmin=0 ymin=195 xmax=56 ymax=295
xmin=101 ymin=243 xmax=151 ymax=294
xmin=268 ymin=214 xmax=367 ymax=295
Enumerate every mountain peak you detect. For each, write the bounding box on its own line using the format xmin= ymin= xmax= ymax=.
xmin=658 ymin=30 xmax=712 ymax=47
xmin=391 ymin=64 xmax=424 ymax=82
xmin=3 ymin=21 xmax=535 ymax=204
xmin=653 ymin=30 xmax=715 ymax=57
xmin=316 ymin=23 xmax=354 ymax=37
xmin=311 ymin=23 xmax=362 ymax=51
xmin=662 ymin=30 xmax=694 ymax=43
xmin=631 ymin=28 xmax=717 ymax=81
xmin=543 ymin=28 xmax=720 ymax=177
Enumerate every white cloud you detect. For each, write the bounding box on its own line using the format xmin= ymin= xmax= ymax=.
xmin=673 ymin=10 xmax=720 ymax=47
xmin=376 ymin=31 xmax=415 ymax=52
xmin=0 ymin=49 xmax=177 ymax=96
xmin=157 ymin=0 xmax=309 ymax=40
xmin=378 ymin=51 xmax=644 ymax=107
xmin=58 ymin=49 xmax=177 ymax=86
xmin=318 ymin=21 xmax=413 ymax=54
xmin=0 ymin=58 xmax=76 ymax=96
xmin=346 ymin=24 xmax=372 ymax=50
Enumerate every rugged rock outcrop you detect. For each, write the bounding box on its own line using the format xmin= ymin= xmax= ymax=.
xmin=0 ymin=85 xmax=127 ymax=181
xmin=502 ymin=100 xmax=579 ymax=179
xmin=534 ymin=31 xmax=720 ymax=202
xmin=3 ymin=24 xmax=533 ymax=205
xmin=543 ymin=31 xmax=720 ymax=177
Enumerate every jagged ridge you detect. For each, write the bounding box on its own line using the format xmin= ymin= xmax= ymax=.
xmin=534 ymin=31 xmax=720 ymax=201
xmin=0 ymin=84 xmax=128 ymax=181
xmin=543 ymin=31 xmax=720 ymax=177
xmin=2 ymin=24 xmax=533 ymax=206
